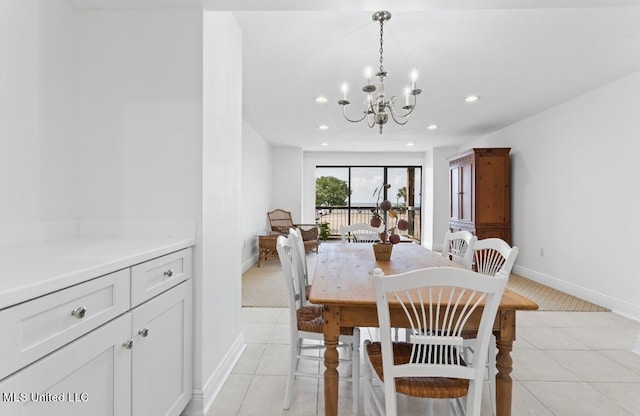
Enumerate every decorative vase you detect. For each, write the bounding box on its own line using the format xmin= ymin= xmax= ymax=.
xmin=373 ymin=242 xmax=393 ymax=261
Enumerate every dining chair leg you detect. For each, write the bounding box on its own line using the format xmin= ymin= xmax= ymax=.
xmin=352 ymin=328 xmax=361 ymax=414
xmin=283 ymin=337 xmax=299 ymax=409
xmin=488 ymin=334 xmax=497 ymax=416
xmin=426 ymin=399 xmax=434 ymax=416
xmin=363 ymin=340 xmax=372 ymax=416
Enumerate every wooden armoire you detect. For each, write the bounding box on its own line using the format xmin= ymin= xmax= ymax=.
xmin=448 ymin=148 xmax=511 ymax=245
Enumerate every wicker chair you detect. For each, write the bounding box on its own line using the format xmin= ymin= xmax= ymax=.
xmin=267 ymin=209 xmax=318 ymax=253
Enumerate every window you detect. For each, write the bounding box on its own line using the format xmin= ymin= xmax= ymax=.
xmin=315 ymin=166 xmax=422 ymax=242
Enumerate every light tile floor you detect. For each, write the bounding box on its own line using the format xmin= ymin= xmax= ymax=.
xmin=208 ymin=308 xmax=640 ymax=416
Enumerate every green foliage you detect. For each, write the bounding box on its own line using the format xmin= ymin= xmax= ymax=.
xmin=396 ymin=186 xmax=407 ymax=207
xmin=318 ymin=223 xmax=330 ymax=241
xmin=316 ymin=176 xmax=350 ymax=206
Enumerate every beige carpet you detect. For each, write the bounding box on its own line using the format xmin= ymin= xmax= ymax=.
xmin=242 ymin=259 xmax=289 ymax=307
xmin=507 ymin=273 xmax=609 ymax=312
xmin=242 ymin=256 xmax=608 ymax=311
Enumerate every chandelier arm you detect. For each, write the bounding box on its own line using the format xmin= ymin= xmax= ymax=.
xmin=389 ymin=104 xmax=413 ymax=120
xmin=366 ymin=113 xmax=376 ymax=128
xmin=389 ymin=108 xmax=411 ymax=125
xmin=389 ymin=94 xmax=418 ymax=120
xmin=340 ymin=105 xmax=369 ymax=123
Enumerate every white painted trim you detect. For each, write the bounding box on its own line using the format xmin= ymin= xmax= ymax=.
xmin=181 ymin=333 xmax=246 ymax=416
xmin=242 ymin=254 xmax=259 ymax=273
xmin=512 ymin=265 xmax=640 ymax=321
xmin=426 ymin=242 xmax=443 ymax=253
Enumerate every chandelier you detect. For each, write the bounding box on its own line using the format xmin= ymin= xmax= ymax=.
xmin=338 ymin=11 xmax=421 ymax=134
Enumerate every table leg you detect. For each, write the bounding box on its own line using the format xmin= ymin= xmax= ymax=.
xmin=495 ymin=310 xmax=515 ymax=416
xmin=323 ymin=306 xmax=340 ymax=416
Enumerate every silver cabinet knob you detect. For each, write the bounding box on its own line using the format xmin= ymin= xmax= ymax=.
xmin=123 ymin=339 xmax=134 ymax=349
xmin=71 ymin=306 xmax=87 ymax=319
xmin=164 ymin=269 xmax=174 ymax=277
xmin=138 ymin=328 xmax=149 ymax=337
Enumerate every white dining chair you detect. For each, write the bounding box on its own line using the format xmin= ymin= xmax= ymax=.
xmin=363 ymin=266 xmax=509 ymax=416
xmin=340 ymin=223 xmax=385 ymax=243
xmin=442 ymin=230 xmax=476 ymax=269
xmin=276 ymin=235 xmax=360 ymax=413
xmin=466 ymin=237 xmax=519 ymax=416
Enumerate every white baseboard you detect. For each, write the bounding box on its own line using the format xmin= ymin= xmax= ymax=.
xmin=512 ymin=265 xmax=640 ymax=322
xmin=181 ymin=333 xmax=246 ymax=416
xmin=426 ymin=242 xmax=443 ymax=253
xmin=241 ymin=254 xmax=258 ymax=273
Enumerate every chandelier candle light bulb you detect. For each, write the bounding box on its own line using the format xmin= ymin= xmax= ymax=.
xmin=341 ymin=83 xmax=349 ymax=101
xmin=411 ymin=69 xmax=418 ymax=90
xmin=364 ymin=66 xmax=373 ymax=85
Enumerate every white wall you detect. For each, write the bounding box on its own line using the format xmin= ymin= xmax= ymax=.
xmin=423 ymin=147 xmax=459 ymax=250
xmin=78 ymin=8 xmax=202 ymax=225
xmin=0 ymin=0 xmax=80 ymax=244
xmin=241 ymin=120 xmax=272 ymax=270
xmin=272 ymin=145 xmax=304 ymax=221
xmin=189 ymin=11 xmax=244 ymax=416
xmin=469 ymin=70 xmax=640 ymax=320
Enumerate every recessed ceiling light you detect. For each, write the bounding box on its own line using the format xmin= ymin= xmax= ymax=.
xmin=315 ymin=96 xmax=329 ymax=104
xmin=465 ymin=95 xmax=479 ymax=103
xmin=407 ymin=142 xmax=414 ymax=147
xmin=318 ymin=125 xmax=329 ymax=130
xmin=427 ymin=124 xmax=438 ymax=130
xmin=321 ymin=142 xmax=329 ymax=146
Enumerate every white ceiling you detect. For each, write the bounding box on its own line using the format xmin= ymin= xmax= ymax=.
xmin=71 ymin=0 xmax=640 ymax=152
xmin=236 ymin=5 xmax=640 ymax=152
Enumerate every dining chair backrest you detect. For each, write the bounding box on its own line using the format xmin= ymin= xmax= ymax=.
xmin=472 ymin=238 xmax=519 ymax=277
xmin=372 ymin=266 xmax=509 ymax=416
xmin=276 ymin=235 xmax=304 ymax=315
xmin=442 ymin=230 xmax=476 ymax=269
xmin=287 ymin=228 xmax=309 ymax=305
xmin=340 ymin=223 xmax=385 ymax=243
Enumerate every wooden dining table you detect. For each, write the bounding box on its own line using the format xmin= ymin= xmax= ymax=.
xmin=309 ymin=242 xmax=538 ymax=416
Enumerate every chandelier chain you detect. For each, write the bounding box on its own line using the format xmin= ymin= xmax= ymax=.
xmin=379 ymin=19 xmax=384 ymax=74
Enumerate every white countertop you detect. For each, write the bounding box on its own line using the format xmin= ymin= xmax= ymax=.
xmin=0 ymin=237 xmax=195 ymax=310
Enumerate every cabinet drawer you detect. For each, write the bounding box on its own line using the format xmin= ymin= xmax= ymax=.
xmin=131 ymin=248 xmax=192 ymax=307
xmin=0 ymin=269 xmax=130 ymax=380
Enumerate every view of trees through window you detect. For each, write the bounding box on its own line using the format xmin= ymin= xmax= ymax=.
xmin=315 ymin=166 xmax=422 ymax=242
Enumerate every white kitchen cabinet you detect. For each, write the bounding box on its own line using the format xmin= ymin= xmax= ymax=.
xmin=132 ymin=279 xmax=192 ymax=416
xmin=0 ymin=241 xmax=194 ymax=416
xmin=0 ymin=313 xmax=132 ymax=416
